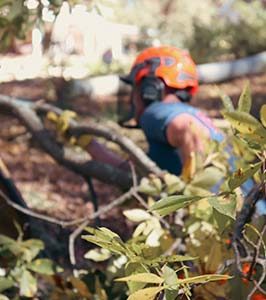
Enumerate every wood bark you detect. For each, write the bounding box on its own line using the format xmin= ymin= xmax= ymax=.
xmin=0 ymin=95 xmax=163 ymax=189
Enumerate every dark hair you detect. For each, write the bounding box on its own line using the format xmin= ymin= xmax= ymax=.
xmin=165 ymin=85 xmax=192 ymax=102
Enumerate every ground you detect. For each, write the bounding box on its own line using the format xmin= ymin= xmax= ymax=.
xmin=0 ymin=72 xmax=265 ymax=264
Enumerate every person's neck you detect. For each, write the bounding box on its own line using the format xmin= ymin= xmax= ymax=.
xmin=163 ymin=94 xmax=181 ymax=103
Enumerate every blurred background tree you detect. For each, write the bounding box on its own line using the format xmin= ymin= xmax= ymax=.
xmin=0 ymin=0 xmax=265 ymax=76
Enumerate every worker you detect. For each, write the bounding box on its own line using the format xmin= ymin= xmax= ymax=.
xmin=120 ymin=45 xmax=265 ymax=214
xmin=120 ymin=45 xmax=223 ymax=178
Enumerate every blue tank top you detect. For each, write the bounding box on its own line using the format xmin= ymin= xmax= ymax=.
xmin=139 ymin=101 xmax=223 ymax=175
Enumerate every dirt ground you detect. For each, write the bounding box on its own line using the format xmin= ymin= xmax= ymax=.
xmin=0 ymin=72 xmax=265 ymax=249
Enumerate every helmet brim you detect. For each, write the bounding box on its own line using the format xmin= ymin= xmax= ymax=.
xmin=119 ymin=75 xmax=133 ymax=85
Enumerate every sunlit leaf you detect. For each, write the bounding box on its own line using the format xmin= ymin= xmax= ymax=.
xmin=125 ymin=263 xmax=148 ymax=293
xmin=237 ymin=81 xmax=251 ymax=113
xmin=19 ymin=270 xmax=37 ymax=298
xmin=0 ymin=277 xmax=13 ymax=292
xmin=0 ymin=294 xmax=9 ymax=300
xmin=218 ymin=88 xmax=234 ymax=112
xmin=127 ymin=286 xmax=164 ymax=300
xmin=208 ymin=194 xmax=236 ymax=219
xmin=0 ymin=235 xmax=22 ymax=256
xmin=27 ymin=258 xmax=63 ymax=275
xmin=150 ymin=195 xmax=202 ymax=216
xmin=223 ymin=111 xmax=263 ymax=134
xmin=82 ymin=227 xmax=128 ymax=256
xmin=150 ymin=177 xmax=162 ymax=193
xmin=190 ymin=166 xmax=224 ymax=190
xmin=228 ymin=161 xmax=262 ymax=190
xmin=123 ymin=209 xmax=151 ymax=222
xmin=138 ymin=178 xmax=158 ymax=196
xmin=260 ymin=104 xmax=266 ymax=128
xmin=213 ymin=208 xmax=232 ymax=234
xmin=21 ymin=239 xmax=44 ymax=262
xmin=116 ymin=273 xmax=164 ymax=284
xmin=162 ymin=266 xmax=179 ymax=300
xmin=84 ymin=248 xmax=111 ymax=262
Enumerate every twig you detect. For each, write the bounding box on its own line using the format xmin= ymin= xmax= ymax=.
xmin=69 ymin=219 xmax=90 ymax=272
xmin=68 ymin=187 xmax=136 ymax=268
xmin=247 ymin=259 xmax=266 ymax=300
xmin=0 ymin=184 xmax=137 ymax=227
xmin=0 ymin=190 xmax=71 ymax=227
xmin=129 ymin=161 xmax=138 ymax=187
xmin=216 ymin=256 xmax=266 ymax=274
xmin=244 ymin=224 xmax=266 ymax=280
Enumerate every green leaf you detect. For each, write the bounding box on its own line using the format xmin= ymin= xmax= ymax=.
xmin=228 ymin=161 xmax=262 ymax=190
xmin=219 ymin=90 xmax=234 ymax=112
xmin=83 ymin=227 xmax=127 ymax=256
xmin=123 ymin=209 xmax=151 ymax=222
xmin=138 ymin=178 xmax=158 ymax=196
xmin=6 ymin=0 xmax=24 ymax=21
xmin=116 ymin=273 xmax=164 ymax=284
xmin=0 ymin=235 xmax=15 ymax=245
xmin=213 ymin=208 xmax=232 ymax=234
xmin=84 ymin=248 xmax=111 ymax=262
xmin=190 ymin=166 xmax=225 ymax=190
xmin=0 ymin=235 xmax=22 ymax=256
xmin=237 ymin=81 xmax=251 ymax=113
xmin=125 ymin=263 xmax=148 ymax=293
xmin=27 ymin=259 xmax=63 ymax=275
xmin=150 ymin=195 xmax=202 ymax=216
xmin=128 ymin=286 xmax=164 ymax=300
xmin=208 ymin=195 xmax=236 ymax=219
xmin=260 ymin=104 xmax=266 ymax=128
xmin=223 ymin=111 xmax=263 ymax=134
xmin=164 ymin=174 xmax=185 ymax=194
xmin=19 ymin=270 xmax=37 ymax=298
xmin=162 ymin=266 xmax=179 ymax=300
xmin=21 ymin=239 xmax=44 ymax=262
xmin=0 ymin=277 xmax=13 ymax=292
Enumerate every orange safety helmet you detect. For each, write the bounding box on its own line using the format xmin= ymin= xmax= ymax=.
xmin=121 ymin=45 xmax=199 ymax=95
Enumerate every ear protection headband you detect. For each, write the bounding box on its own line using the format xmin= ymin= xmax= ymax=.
xmin=139 ymin=57 xmax=165 ymax=106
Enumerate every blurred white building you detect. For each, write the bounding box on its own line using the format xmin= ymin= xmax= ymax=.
xmin=51 ymin=2 xmax=139 ymax=63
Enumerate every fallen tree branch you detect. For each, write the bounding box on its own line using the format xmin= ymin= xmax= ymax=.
xmin=0 ymin=94 xmax=163 ymax=184
xmin=33 ymin=101 xmax=162 ymax=176
xmin=0 ymin=95 xmax=133 ymax=189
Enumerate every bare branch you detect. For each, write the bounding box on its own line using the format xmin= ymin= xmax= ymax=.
xmin=68 ymin=187 xmax=136 ymax=267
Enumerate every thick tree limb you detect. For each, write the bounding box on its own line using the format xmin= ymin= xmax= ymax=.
xmin=0 ymin=94 xmax=163 ymax=182
xmin=0 ymin=95 xmax=132 ymax=189
xmin=68 ymin=125 xmax=162 ymax=176
xmin=34 ymin=101 xmax=162 ymax=176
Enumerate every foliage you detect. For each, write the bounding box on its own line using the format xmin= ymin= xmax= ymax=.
xmin=187 ymin=0 xmax=266 ymax=63
xmin=0 ymin=0 xmax=66 ymax=51
xmin=82 ymin=83 xmax=266 ymax=299
xmin=0 ymin=229 xmax=62 ymax=298
xmin=82 ymin=226 xmax=231 ymax=300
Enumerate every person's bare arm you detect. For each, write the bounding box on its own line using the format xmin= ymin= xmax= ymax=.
xmin=166 ymin=114 xmax=210 ymax=177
